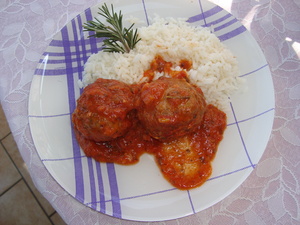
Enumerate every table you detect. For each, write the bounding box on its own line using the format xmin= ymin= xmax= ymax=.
xmin=1 ymin=0 xmax=299 ymax=224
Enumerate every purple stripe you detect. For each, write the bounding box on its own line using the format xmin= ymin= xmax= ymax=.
xmin=107 ymin=163 xmax=122 ymax=218
xmin=142 ymin=0 xmax=150 ymax=26
xmin=227 ymin=108 xmax=275 ymax=126
xmin=38 ymin=52 xmax=95 ymax=64
xmin=240 ymin=64 xmax=269 ymax=77
xmin=120 ymin=188 xmax=175 ymax=201
xmin=39 ymin=58 xmax=73 ymax=64
xmin=229 ymin=101 xmax=255 ymax=169
xmin=35 ymin=67 xmax=81 ymax=76
xmin=205 ymin=13 xmax=232 ymax=27
xmin=86 ymin=162 xmax=256 ymax=206
xmin=71 ymin=16 xmax=84 ymax=91
xmin=187 ymin=5 xmax=222 ymax=23
xmin=48 ymin=38 xmax=102 ymax=51
xmin=71 ymin=21 xmax=82 ymax=65
xmin=208 ymin=165 xmax=255 ymax=181
xmin=42 ymin=155 xmax=86 ymax=162
xmin=84 ymin=7 xmax=114 ymax=214
xmin=50 ymin=39 xmax=88 ymax=47
xmin=28 ymin=113 xmax=70 ymax=118
xmin=95 ymin=160 xmax=254 ymax=202
xmin=84 ymin=7 xmax=121 ymax=217
xmin=77 ymin=14 xmax=87 ymax=81
xmin=186 ymin=4 xmax=246 ymax=41
xmin=42 ymin=46 xmax=101 ymax=57
xmin=85 ymin=187 xmax=175 ymax=205
xmin=187 ymin=190 xmax=196 ymax=214
xmin=44 ymin=37 xmax=96 ymax=63
xmin=72 ymin=14 xmax=97 ymax=208
xmin=87 ymin=158 xmax=97 ymax=210
xmin=214 ymin=18 xmax=238 ymax=32
xmin=61 ymin=24 xmax=85 ymax=201
xmin=50 ymin=39 xmax=100 ymax=47
xmin=218 ymin=25 xmax=247 ymax=41
xmin=96 ymin=162 xmax=106 ymax=213
xmin=85 ymin=8 xmax=98 ymax=54
xmin=198 ymin=0 xmax=207 ymax=26
xmin=50 ymin=39 xmax=64 ymax=47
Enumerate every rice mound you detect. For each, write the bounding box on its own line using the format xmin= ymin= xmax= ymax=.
xmin=80 ymin=17 xmax=243 ymax=110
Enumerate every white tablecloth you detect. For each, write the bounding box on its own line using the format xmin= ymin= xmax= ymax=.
xmin=1 ymin=0 xmax=299 ymax=224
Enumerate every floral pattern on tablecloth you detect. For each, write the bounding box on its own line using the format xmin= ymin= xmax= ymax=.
xmin=0 ymin=0 xmax=299 ymax=224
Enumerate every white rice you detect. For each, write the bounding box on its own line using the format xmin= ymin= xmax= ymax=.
xmin=80 ymin=17 xmax=244 ymax=110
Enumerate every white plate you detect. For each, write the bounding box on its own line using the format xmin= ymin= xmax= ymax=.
xmin=28 ymin=0 xmax=275 ymax=221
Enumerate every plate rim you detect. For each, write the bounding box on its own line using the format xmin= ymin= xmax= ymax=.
xmin=28 ymin=0 xmax=275 ymax=221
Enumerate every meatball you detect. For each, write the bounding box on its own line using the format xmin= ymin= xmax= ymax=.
xmin=72 ymin=78 xmax=135 ymax=142
xmin=138 ymin=77 xmax=206 ymax=140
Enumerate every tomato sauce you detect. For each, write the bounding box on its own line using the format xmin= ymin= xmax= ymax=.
xmin=155 ymin=104 xmax=226 ymax=189
xmin=75 ymin=119 xmax=161 ymax=165
xmin=143 ymin=55 xmax=191 ymax=81
xmin=75 ymin=104 xmax=226 ymax=190
xmin=73 ymin=55 xmax=227 ymax=190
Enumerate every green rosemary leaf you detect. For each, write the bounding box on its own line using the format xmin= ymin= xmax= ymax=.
xmin=83 ymin=3 xmax=141 ymax=53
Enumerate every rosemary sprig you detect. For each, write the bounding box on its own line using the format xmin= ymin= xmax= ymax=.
xmin=83 ymin=3 xmax=141 ymax=53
